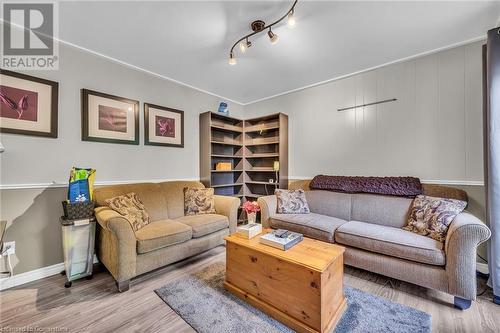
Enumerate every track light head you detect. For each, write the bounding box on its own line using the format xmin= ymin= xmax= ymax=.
xmin=229 ymin=53 xmax=236 ymax=65
xmin=239 ymin=38 xmax=252 ymax=53
xmin=239 ymin=41 xmax=247 ymax=53
xmin=287 ymin=10 xmax=296 ymax=27
xmin=268 ymin=29 xmax=279 ymax=45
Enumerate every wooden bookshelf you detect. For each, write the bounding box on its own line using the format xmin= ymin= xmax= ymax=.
xmin=200 ymin=111 xmax=288 ymax=207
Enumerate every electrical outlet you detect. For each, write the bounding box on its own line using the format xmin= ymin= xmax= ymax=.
xmin=3 ymin=241 xmax=15 ymax=255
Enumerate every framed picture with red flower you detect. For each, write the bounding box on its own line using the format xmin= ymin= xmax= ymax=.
xmin=81 ymin=89 xmax=139 ymax=145
xmin=0 ymin=69 xmax=58 ymax=138
xmin=144 ymin=103 xmax=184 ymax=148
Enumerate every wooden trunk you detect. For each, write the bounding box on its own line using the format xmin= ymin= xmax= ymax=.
xmin=224 ymin=233 xmax=346 ymax=333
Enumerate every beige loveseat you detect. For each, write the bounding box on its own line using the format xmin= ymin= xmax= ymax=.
xmin=94 ymin=181 xmax=240 ymax=291
xmin=258 ymin=183 xmax=491 ymax=310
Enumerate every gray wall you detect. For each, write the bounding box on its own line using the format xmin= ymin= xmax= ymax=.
xmin=0 ymin=41 xmax=243 ymax=274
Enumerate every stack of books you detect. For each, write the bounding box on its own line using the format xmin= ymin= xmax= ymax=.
xmin=236 ymin=223 xmax=262 ymax=239
xmin=259 ymin=229 xmax=303 ymax=250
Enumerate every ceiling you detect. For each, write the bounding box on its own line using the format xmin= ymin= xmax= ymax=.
xmin=60 ymin=1 xmax=500 ymax=104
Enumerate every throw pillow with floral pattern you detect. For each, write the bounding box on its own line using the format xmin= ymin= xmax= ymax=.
xmin=184 ymin=187 xmax=216 ymax=215
xmin=403 ymin=195 xmax=466 ymax=242
xmin=105 ymin=192 xmax=151 ymax=231
xmin=275 ymin=189 xmax=311 ymax=214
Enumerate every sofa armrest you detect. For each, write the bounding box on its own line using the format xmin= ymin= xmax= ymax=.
xmin=445 ymin=211 xmax=491 ymax=300
xmin=257 ymin=195 xmax=277 ymax=229
xmin=94 ymin=207 xmax=137 ymax=282
xmin=214 ymin=195 xmax=240 ymax=234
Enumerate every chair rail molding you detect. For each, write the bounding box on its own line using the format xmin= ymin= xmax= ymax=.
xmin=288 ymin=177 xmax=484 ymax=187
xmin=0 ymin=178 xmax=200 ymax=190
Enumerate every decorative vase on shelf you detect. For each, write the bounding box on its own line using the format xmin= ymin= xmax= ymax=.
xmin=247 ymin=212 xmax=257 ymax=224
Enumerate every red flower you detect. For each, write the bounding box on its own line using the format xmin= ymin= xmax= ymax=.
xmin=242 ymin=201 xmax=260 ymax=213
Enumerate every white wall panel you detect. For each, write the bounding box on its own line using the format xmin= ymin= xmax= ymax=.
xmin=465 ymin=43 xmax=484 ymax=181
xmin=415 ymin=54 xmax=440 ymax=179
xmin=244 ymin=41 xmax=484 ymax=183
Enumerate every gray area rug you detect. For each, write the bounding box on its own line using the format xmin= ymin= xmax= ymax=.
xmin=155 ymin=262 xmax=431 ymax=333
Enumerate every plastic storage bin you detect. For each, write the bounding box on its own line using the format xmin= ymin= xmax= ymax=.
xmin=60 ymin=217 xmax=96 ymax=287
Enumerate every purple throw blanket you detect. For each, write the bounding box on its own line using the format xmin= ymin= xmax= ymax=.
xmin=309 ymin=175 xmax=423 ymax=197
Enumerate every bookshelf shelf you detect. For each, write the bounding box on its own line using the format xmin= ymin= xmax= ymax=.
xmin=212 ymin=183 xmax=244 ymax=188
xmin=211 ymin=154 xmax=243 ymax=158
xmin=200 ymin=111 xmax=288 ymax=208
xmin=211 ymin=140 xmax=243 ymax=146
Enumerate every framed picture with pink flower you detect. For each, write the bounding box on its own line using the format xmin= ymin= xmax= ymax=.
xmin=81 ymin=89 xmax=139 ymax=145
xmin=144 ymin=103 xmax=184 ymax=148
xmin=0 ymin=69 xmax=58 ymax=138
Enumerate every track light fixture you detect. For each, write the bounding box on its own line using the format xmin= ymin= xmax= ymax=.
xmin=228 ymin=0 xmax=298 ymax=65
xmin=268 ymin=28 xmax=279 ymax=44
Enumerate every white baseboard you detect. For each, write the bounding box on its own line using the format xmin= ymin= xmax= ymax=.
xmin=0 ymin=255 xmax=99 ymax=291
xmin=0 ymin=262 xmax=64 ymax=291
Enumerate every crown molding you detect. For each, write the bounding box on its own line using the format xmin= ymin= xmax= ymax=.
xmin=0 ymin=19 xmax=244 ymax=106
xmin=57 ymin=39 xmax=245 ymax=106
xmin=1 ymin=19 xmax=487 ymax=107
xmin=242 ymin=35 xmax=487 ymax=105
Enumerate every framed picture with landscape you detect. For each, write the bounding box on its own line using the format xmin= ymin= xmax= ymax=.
xmin=0 ymin=69 xmax=58 ymax=138
xmin=81 ymin=89 xmax=139 ymax=145
xmin=144 ymin=103 xmax=184 ymax=148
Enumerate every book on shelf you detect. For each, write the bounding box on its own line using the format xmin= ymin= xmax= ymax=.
xmin=259 ymin=229 xmax=303 ymax=250
xmin=236 ymin=223 xmax=262 ymax=239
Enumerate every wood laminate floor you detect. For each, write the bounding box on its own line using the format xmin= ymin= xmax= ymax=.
xmin=0 ymin=246 xmax=498 ymax=333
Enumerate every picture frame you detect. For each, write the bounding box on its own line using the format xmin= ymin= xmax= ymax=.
xmin=81 ymin=89 xmax=139 ymax=145
xmin=144 ymin=103 xmax=184 ymax=148
xmin=0 ymin=69 xmax=58 ymax=138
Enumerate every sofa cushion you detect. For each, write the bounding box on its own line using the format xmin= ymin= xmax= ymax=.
xmin=135 ymin=220 xmax=192 ymax=254
xmin=105 ymin=192 xmax=151 ymax=231
xmin=158 ymin=181 xmax=205 ymax=219
xmin=269 ymin=213 xmax=348 ymax=242
xmin=94 ymin=183 xmax=168 ymax=221
xmin=335 ymin=221 xmax=445 ymax=266
xmin=403 ymin=195 xmax=467 ymax=242
xmin=184 ymin=187 xmax=216 ymax=215
xmin=305 ymin=190 xmax=352 ymax=221
xmin=276 ymin=189 xmax=310 ymax=214
xmin=351 ymin=193 xmax=413 ymax=228
xmin=175 ymin=214 xmax=229 ymax=238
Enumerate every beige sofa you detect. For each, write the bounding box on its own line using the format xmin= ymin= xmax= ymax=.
xmin=258 ymin=184 xmax=491 ymax=310
xmin=94 ymin=181 xmax=240 ymax=291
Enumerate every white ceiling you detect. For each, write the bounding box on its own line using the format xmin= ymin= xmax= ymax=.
xmin=60 ymin=1 xmax=500 ymax=104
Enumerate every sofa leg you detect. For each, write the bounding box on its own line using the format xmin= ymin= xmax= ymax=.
xmin=116 ymin=280 xmax=130 ymax=292
xmin=454 ymin=297 xmax=472 ymax=310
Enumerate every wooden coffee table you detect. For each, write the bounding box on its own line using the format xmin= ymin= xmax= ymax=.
xmin=224 ymin=229 xmax=346 ymax=333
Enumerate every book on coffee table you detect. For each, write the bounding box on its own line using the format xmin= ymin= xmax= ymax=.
xmin=236 ymin=223 xmax=262 ymax=239
xmin=259 ymin=230 xmax=303 ymax=250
